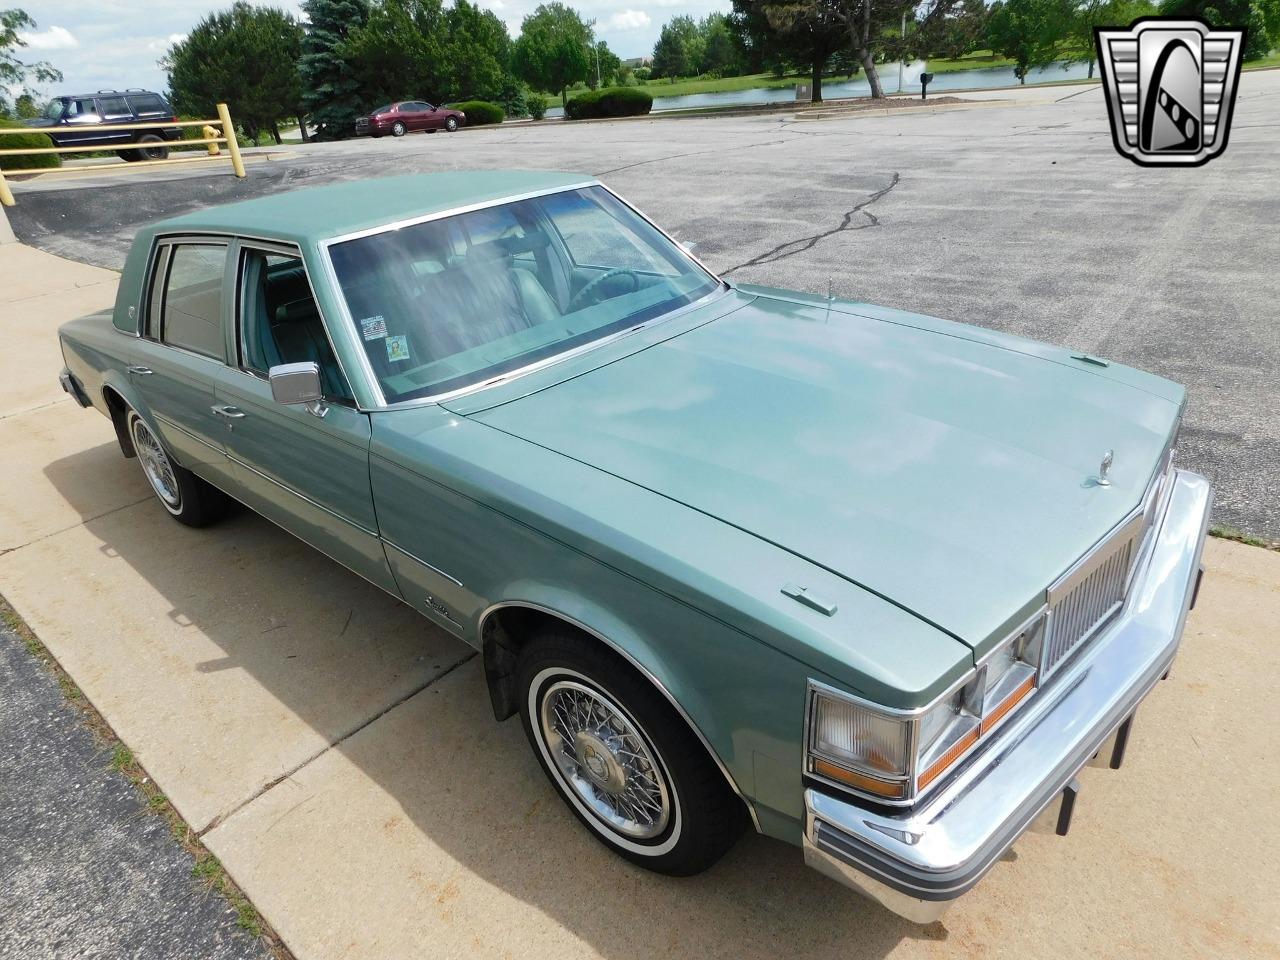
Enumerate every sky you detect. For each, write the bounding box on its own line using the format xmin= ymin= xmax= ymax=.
xmin=13 ymin=0 xmax=731 ymax=99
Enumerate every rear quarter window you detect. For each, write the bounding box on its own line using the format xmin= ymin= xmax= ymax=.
xmin=126 ymin=94 xmax=166 ymax=114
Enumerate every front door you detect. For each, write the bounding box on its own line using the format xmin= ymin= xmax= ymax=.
xmin=209 ymin=240 xmax=398 ymax=594
xmin=129 ymin=239 xmax=237 ymax=491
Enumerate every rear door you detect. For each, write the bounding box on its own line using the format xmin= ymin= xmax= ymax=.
xmin=128 ymin=238 xmax=238 ymax=491
xmin=93 ymin=95 xmax=135 ymax=144
xmin=208 ymin=239 xmax=399 ymax=593
xmin=405 ymin=102 xmax=431 ymax=130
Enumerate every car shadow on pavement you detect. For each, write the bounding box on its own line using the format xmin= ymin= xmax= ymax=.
xmin=41 ymin=441 xmax=949 ymax=959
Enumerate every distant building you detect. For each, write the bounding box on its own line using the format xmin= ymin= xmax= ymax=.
xmin=623 ymin=56 xmax=653 ymax=69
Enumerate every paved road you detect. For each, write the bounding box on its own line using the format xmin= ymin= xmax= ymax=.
xmin=0 ymin=621 xmax=271 ymax=960
xmin=8 ymin=75 xmax=1279 ymax=537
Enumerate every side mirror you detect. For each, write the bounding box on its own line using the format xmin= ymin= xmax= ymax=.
xmin=269 ymin=362 xmax=327 ymax=417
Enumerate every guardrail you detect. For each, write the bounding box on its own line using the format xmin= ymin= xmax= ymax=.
xmin=0 ymin=102 xmax=246 ymax=207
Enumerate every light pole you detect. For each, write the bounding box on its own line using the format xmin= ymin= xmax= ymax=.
xmin=898 ymin=12 xmax=906 ymax=93
xmin=595 ymin=41 xmax=601 ymax=88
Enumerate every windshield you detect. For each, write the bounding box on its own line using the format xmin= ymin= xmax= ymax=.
xmin=327 ymin=185 xmax=720 ymax=403
xmin=44 ymin=99 xmax=65 ymax=120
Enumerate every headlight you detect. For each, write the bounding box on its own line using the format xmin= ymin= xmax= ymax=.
xmin=807 ymin=613 xmax=1045 ymax=804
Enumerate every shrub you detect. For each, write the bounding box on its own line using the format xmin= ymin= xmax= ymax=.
xmin=527 ymin=95 xmax=547 ymax=121
xmin=0 ymin=118 xmax=61 ymax=170
xmin=564 ymin=87 xmax=653 ymax=121
xmin=451 ymin=100 xmax=504 ymax=126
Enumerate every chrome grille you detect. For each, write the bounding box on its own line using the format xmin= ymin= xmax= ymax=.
xmin=1043 ymin=525 xmax=1138 ymax=677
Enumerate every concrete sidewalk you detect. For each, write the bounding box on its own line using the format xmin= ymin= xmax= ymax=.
xmin=2 ymin=240 xmax=1278 ymax=960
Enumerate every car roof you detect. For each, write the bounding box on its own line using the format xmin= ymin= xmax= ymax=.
xmin=60 ymin=90 xmax=166 ymax=100
xmin=152 ymin=171 xmax=597 ymax=246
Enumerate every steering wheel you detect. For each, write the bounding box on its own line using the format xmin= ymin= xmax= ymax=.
xmin=568 ymin=267 xmax=640 ymax=311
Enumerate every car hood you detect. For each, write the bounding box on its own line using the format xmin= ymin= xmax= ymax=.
xmin=464 ymin=293 xmax=1183 ymax=651
xmin=22 ymin=118 xmax=54 ymax=128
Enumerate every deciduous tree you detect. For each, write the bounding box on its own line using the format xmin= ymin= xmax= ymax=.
xmin=512 ymin=3 xmax=592 ymax=107
xmin=986 ymin=0 xmax=1073 ymax=83
xmin=165 ymin=2 xmax=304 ymax=143
xmin=651 ymin=15 xmax=705 ymax=78
xmin=0 ymin=8 xmax=62 ymax=117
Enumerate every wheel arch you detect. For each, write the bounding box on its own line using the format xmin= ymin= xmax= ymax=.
xmin=101 ymin=378 xmax=139 ymax=459
xmin=479 ymin=598 xmax=761 ymax=831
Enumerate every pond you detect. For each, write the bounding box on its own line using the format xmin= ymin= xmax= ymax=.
xmin=543 ymin=60 xmax=1093 ymax=118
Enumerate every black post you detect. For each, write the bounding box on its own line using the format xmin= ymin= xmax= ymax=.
xmin=920 ymin=73 xmax=933 ymax=100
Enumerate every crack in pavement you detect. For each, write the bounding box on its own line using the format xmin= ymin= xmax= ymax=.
xmin=721 ymin=171 xmax=901 ymax=276
xmin=197 ymin=649 xmax=478 ymax=837
xmin=595 ymin=137 xmax=794 ymax=176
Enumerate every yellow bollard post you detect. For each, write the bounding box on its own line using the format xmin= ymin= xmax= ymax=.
xmin=216 ymin=103 xmax=246 ymax=179
xmin=0 ymin=167 xmax=14 ymax=207
xmin=202 ymin=125 xmax=221 ymax=156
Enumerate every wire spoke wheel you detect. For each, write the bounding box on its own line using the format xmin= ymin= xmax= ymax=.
xmin=131 ymin=417 xmax=181 ymax=509
xmin=538 ymin=679 xmax=671 ymax=840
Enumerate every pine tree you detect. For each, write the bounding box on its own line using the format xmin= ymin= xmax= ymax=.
xmin=300 ymin=0 xmax=370 ymax=139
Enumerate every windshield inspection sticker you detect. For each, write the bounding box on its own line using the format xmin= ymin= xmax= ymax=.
xmin=360 ymin=315 xmax=388 ymax=340
xmin=386 ymin=335 xmax=411 ymax=362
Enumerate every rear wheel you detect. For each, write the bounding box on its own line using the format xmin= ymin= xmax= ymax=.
xmin=391 ymin=121 xmax=407 ymax=137
xmin=517 ymin=625 xmax=744 ymax=875
xmin=127 ymin=411 xmax=227 ymax=527
xmin=117 ymin=149 xmax=142 ymax=162
xmin=132 ymin=133 xmax=169 ymax=161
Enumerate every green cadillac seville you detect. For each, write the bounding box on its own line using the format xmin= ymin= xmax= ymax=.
xmin=57 ymin=171 xmax=1212 ymax=921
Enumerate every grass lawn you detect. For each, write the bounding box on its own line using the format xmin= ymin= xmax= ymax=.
xmin=1244 ymin=50 xmax=1280 ymax=69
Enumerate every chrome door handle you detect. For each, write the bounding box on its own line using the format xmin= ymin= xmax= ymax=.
xmin=211 ymin=404 xmax=246 ymax=419
xmin=127 ymin=365 xmax=153 ymax=375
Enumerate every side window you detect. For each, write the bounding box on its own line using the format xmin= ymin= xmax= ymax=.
xmin=162 ymin=245 xmax=228 ymax=359
xmin=97 ymin=96 xmax=132 ymax=120
xmin=240 ymin=250 xmax=352 ymax=401
xmin=126 ymin=94 xmax=165 ymax=115
xmin=70 ymin=99 xmax=97 ymax=119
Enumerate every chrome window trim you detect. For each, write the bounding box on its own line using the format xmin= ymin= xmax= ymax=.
xmin=229 ymin=238 xmax=360 ymax=406
xmin=477 ymin=599 xmax=761 ymax=833
xmin=151 ymin=237 xmax=231 ymax=363
xmin=317 ymin=181 xmax=727 ymax=412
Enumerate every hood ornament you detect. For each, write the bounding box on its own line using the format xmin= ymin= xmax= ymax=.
xmin=1096 ymin=449 xmax=1115 ymax=486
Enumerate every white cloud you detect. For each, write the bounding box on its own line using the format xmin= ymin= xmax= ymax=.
xmin=654 ymin=0 xmax=685 ymax=7
xmin=18 ymin=25 xmax=78 ymax=50
xmin=603 ymin=9 xmax=651 ymax=31
xmin=145 ymin=32 xmax=187 ymax=54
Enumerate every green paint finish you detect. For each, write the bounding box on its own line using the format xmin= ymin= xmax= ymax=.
xmin=62 ymin=172 xmax=1186 ymax=846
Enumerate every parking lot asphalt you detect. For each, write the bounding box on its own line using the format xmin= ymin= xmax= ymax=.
xmin=7 ymin=74 xmax=1280 ymax=539
xmin=0 ymin=619 xmax=271 ymax=960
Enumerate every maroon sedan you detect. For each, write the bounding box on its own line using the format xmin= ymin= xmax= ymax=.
xmin=355 ymin=101 xmax=466 ymax=138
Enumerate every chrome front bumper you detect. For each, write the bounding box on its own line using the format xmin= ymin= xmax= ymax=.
xmin=803 ymin=469 xmax=1213 ymax=923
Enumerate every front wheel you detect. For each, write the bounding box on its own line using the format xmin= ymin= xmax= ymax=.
xmin=391 ymin=121 xmax=407 ymax=137
xmin=518 ymin=626 xmax=744 ymax=875
xmin=445 ymin=116 xmax=459 ymax=132
xmin=127 ymin=411 xmax=227 ymax=527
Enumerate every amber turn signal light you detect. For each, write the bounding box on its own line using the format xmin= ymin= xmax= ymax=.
xmin=811 ymin=758 xmax=908 ymax=799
